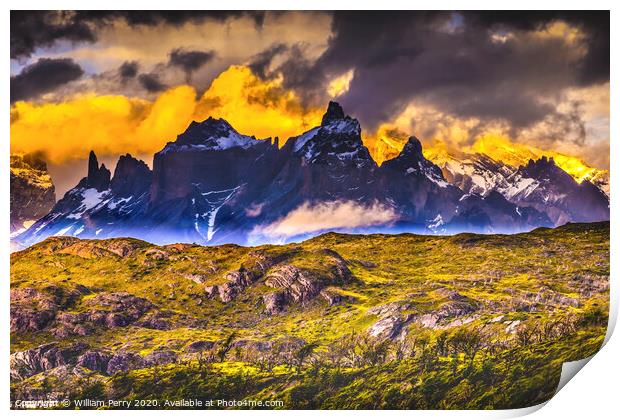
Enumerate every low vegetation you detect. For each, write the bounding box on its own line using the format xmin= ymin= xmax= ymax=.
xmin=10 ymin=222 xmax=609 ymax=409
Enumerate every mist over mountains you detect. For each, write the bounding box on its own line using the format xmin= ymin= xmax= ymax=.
xmin=13 ymin=102 xmax=609 ymax=249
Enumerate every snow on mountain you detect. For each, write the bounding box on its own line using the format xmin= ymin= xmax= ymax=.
xmin=426 ymin=146 xmax=609 ymax=225
xmin=14 ymin=101 xmax=607 ymax=249
xmin=160 ymin=117 xmax=264 ymax=154
xmin=287 ymin=101 xmax=372 ymax=168
xmin=14 ymin=152 xmax=152 ymax=248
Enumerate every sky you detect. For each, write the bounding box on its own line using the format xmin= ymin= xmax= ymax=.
xmin=10 ymin=11 xmax=610 ymax=196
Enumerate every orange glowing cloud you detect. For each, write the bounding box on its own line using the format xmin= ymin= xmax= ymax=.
xmin=10 ymin=63 xmax=606 ymax=191
xmin=10 ymin=65 xmax=324 ymax=163
xmin=423 ymin=133 xmax=608 ymax=186
xmin=10 ymin=85 xmax=197 ymax=164
xmin=193 ymin=65 xmax=323 ymax=143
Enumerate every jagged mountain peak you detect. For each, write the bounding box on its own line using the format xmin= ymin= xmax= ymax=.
xmin=321 ymin=101 xmax=346 ymax=125
xmin=14 ymin=106 xmax=609 ymax=249
xmin=398 ymin=136 xmax=424 ymax=160
xmin=160 ymin=116 xmax=264 ymax=155
xmin=189 ymin=116 xmax=234 ymax=132
xmin=381 ymin=135 xmax=449 ymax=188
xmin=87 ymin=150 xmax=98 ymax=177
xmin=285 ymin=102 xmax=368 ymax=167
xmin=319 ymin=101 xmax=360 ymax=133
xmin=86 ymin=150 xmax=111 ymax=191
xmin=111 ymin=154 xmax=152 ymax=198
xmin=520 ymin=156 xmax=574 ymax=183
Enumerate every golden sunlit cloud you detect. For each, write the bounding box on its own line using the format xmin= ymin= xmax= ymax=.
xmin=423 ymin=133 xmax=607 ymax=185
xmin=327 ymin=69 xmax=354 ymax=98
xmin=10 ymin=86 xmax=197 ymax=164
xmin=10 ymin=63 xmax=607 ymax=189
xmin=362 ymin=92 xmax=608 ymax=185
xmin=194 ymin=65 xmax=323 ymax=142
xmin=10 ymin=65 xmax=324 ymax=163
xmin=468 ymin=134 xmax=606 ymax=183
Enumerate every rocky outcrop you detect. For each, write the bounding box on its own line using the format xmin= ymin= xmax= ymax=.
xmin=106 ymin=351 xmax=145 ymax=375
xmin=218 ymin=269 xmax=257 ymax=303
xmin=186 ymin=341 xmax=215 ymax=353
xmin=320 ymin=289 xmax=349 ymax=306
xmin=10 ymin=285 xmax=88 ymax=333
xmin=204 ymin=250 xmax=287 ymax=303
xmin=11 ymin=344 xmax=177 ymax=381
xmin=262 ymin=250 xmax=354 ymax=314
xmin=367 ymin=290 xmax=481 ymax=338
xmin=11 ymin=287 xmax=156 ymax=338
xmin=76 ymin=350 xmax=112 ymax=374
xmin=136 ymin=311 xmax=172 ymax=330
xmin=10 ymin=153 xmax=55 ymax=233
xmin=21 ymin=234 xmax=147 ymax=261
xmin=367 ymin=302 xmax=415 ymax=339
xmin=144 ymin=350 xmax=177 ymax=366
xmin=569 ymin=274 xmax=609 ymax=297
xmin=53 ymin=293 xmax=154 ymax=335
xmin=10 ymin=342 xmax=88 ymax=381
xmin=203 ymin=249 xmax=354 ymax=313
xmin=89 ymin=292 xmax=153 ymax=319
xmin=503 ymin=286 xmax=582 ymax=313
xmin=263 ymin=291 xmax=288 ymax=315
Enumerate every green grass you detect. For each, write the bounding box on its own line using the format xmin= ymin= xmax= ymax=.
xmin=10 ymin=222 xmax=610 ymax=409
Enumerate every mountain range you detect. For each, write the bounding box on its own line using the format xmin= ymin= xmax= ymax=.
xmin=13 ymin=102 xmax=609 ymax=248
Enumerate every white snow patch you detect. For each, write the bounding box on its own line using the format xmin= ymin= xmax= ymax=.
xmin=427 ymin=214 xmax=446 ymax=233
xmin=55 ymin=225 xmax=74 ymax=236
xmin=161 ymin=129 xmax=260 ymax=154
xmin=66 ymin=188 xmax=109 ymax=219
xmin=107 ymin=196 xmax=132 ymax=210
xmin=193 ymin=186 xmax=240 ymax=241
xmin=504 ymin=177 xmax=538 ymax=199
xmin=293 ymin=127 xmax=320 ymax=152
xmin=323 ymin=119 xmax=360 ymax=134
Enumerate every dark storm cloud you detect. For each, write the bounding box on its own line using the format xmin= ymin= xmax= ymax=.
xmin=261 ymin=11 xmax=608 ymax=136
xmin=11 ymin=57 xmax=84 ymax=103
xmin=461 ymin=11 xmax=609 ymax=84
xmin=138 ymin=73 xmax=166 ymax=93
xmin=248 ymin=43 xmax=288 ymax=78
xmin=169 ymin=48 xmax=215 ymax=72
xmin=118 ymin=61 xmax=139 ymax=81
xmin=168 ymin=48 xmax=216 ymax=82
xmin=9 ymin=10 xmax=608 ymax=144
xmin=10 ymin=10 xmax=266 ymax=59
xmin=10 ymin=11 xmax=96 ymax=60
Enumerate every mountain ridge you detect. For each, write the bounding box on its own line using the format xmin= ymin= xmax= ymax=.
xmin=14 ymin=102 xmax=608 ymax=249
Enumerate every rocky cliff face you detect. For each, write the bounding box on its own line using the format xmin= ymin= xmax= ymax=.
xmin=10 ymin=153 xmax=56 ymax=234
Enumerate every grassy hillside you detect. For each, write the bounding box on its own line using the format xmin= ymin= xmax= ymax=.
xmin=10 ymin=222 xmax=609 ymax=409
